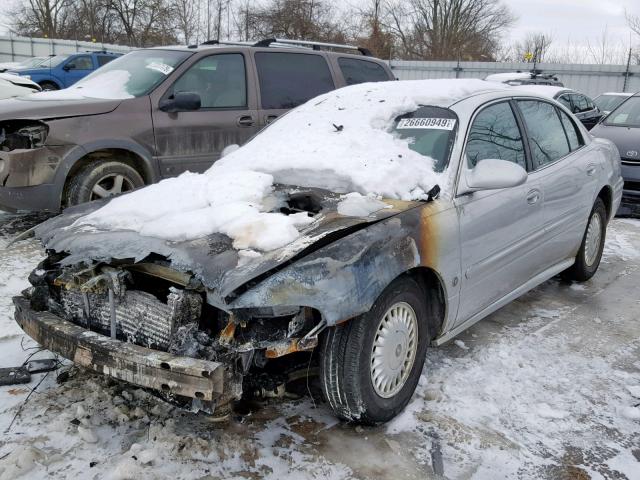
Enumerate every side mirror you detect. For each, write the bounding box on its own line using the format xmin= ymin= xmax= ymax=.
xmin=62 ymin=65 xmax=72 ymax=71
xmin=159 ymin=92 xmax=201 ymax=113
xmin=466 ymin=159 xmax=527 ymax=191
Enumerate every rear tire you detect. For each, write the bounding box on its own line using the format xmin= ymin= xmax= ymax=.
xmin=562 ymin=198 xmax=607 ymax=281
xmin=319 ymin=276 xmax=429 ymax=424
xmin=65 ymin=160 xmax=144 ymax=207
xmin=39 ymin=81 xmax=59 ymax=91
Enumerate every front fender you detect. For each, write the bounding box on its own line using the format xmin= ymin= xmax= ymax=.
xmin=229 ymin=215 xmax=423 ymax=325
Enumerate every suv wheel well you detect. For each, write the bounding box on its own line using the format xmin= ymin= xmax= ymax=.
xmin=63 ymin=149 xmax=150 ymax=204
xmin=405 ymin=267 xmax=446 ymax=340
xmin=597 ymin=186 xmax=613 ymax=221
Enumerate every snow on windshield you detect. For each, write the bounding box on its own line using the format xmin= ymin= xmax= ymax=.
xmin=34 ymin=70 xmax=134 ymax=100
xmin=75 ymin=79 xmax=505 ymax=252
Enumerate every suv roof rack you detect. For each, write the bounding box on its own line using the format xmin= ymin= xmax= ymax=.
xmin=192 ymin=38 xmax=373 ymax=56
xmin=253 ymin=38 xmax=372 ymax=56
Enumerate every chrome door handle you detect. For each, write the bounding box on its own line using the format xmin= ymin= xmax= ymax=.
xmin=237 ymin=115 xmax=255 ymax=127
xmin=526 ymin=190 xmax=540 ymax=204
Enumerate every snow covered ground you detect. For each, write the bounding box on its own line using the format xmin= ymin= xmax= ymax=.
xmin=0 ymin=212 xmax=639 ymax=480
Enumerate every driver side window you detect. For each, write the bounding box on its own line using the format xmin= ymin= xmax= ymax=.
xmin=466 ymin=102 xmax=526 ymax=169
xmin=67 ymin=56 xmax=93 ymax=70
xmin=171 ymin=53 xmax=247 ymax=109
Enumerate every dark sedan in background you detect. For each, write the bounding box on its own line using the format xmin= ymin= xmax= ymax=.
xmin=591 ymin=94 xmax=640 ymax=216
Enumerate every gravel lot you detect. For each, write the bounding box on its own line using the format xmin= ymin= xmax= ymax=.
xmin=0 ymin=212 xmax=639 ymax=480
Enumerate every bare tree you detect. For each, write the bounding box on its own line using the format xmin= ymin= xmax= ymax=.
xmin=385 ymin=0 xmax=515 ymax=61
xmin=13 ymin=0 xmax=73 ymax=37
xmin=513 ymin=32 xmax=553 ymax=63
xmin=172 ymin=0 xmax=198 ymax=44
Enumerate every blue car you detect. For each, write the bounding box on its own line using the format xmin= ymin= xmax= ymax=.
xmin=7 ymin=51 xmax=122 ymax=90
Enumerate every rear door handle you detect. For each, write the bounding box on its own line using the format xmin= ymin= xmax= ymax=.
xmin=237 ymin=115 xmax=255 ymax=127
xmin=586 ymin=164 xmax=597 ymax=176
xmin=265 ymin=114 xmax=279 ymax=124
xmin=526 ymin=189 xmax=540 ymax=205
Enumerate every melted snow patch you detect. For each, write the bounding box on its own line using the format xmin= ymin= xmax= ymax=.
xmin=337 ymin=193 xmax=388 ymax=217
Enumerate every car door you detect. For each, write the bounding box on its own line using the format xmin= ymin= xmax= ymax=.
xmin=151 ymin=52 xmax=260 ymax=177
xmin=253 ymin=51 xmax=337 ymax=127
xmin=455 ymin=100 xmax=545 ymax=325
xmin=62 ymin=55 xmax=95 ymax=87
xmin=517 ymin=99 xmax=598 ymax=265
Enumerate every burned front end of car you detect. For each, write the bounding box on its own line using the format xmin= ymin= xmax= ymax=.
xmin=14 ymin=253 xmax=323 ymax=415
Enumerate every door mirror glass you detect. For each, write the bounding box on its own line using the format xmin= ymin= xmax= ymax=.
xmin=159 ymin=91 xmax=201 ymax=112
xmin=467 ymin=159 xmax=527 ymax=191
xmin=63 ymin=64 xmax=73 ymax=71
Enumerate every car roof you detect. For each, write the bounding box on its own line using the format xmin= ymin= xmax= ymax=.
xmin=599 ymin=92 xmax=634 ymax=97
xmin=511 ymin=85 xmax=572 ymax=99
xmin=145 ymin=40 xmax=381 ymax=61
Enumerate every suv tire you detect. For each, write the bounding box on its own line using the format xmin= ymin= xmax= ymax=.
xmin=39 ymin=81 xmax=59 ymax=91
xmin=65 ymin=160 xmax=144 ymax=207
xmin=319 ymin=276 xmax=429 ymax=424
xmin=562 ymin=198 xmax=607 ymax=281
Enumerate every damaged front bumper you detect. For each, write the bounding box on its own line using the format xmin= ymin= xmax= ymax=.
xmin=13 ymin=296 xmax=227 ymax=402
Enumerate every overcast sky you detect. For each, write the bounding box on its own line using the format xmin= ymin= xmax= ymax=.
xmin=506 ymin=0 xmax=637 ymax=45
xmin=0 ymin=0 xmax=638 ymax=48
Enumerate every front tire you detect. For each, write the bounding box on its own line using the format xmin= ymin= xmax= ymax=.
xmin=562 ymin=198 xmax=607 ymax=281
xmin=65 ymin=160 xmax=144 ymax=207
xmin=319 ymin=276 xmax=429 ymax=424
xmin=39 ymin=81 xmax=59 ymax=91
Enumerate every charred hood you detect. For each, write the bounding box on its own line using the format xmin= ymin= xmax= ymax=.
xmin=35 ymin=186 xmax=423 ymax=309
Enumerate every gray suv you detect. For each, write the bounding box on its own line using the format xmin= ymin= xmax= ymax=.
xmin=0 ymin=39 xmax=394 ymax=212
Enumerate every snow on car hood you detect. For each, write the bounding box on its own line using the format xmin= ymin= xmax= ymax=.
xmin=63 ymin=79 xmax=502 ymax=254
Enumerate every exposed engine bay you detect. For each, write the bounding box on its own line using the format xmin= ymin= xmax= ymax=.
xmin=21 ymin=252 xmax=324 ymax=415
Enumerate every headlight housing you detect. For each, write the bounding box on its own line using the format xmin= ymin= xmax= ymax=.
xmin=0 ymin=120 xmax=49 ymax=151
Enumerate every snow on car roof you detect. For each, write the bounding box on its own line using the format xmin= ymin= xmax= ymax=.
xmin=511 ymin=85 xmax=569 ymax=99
xmin=485 ymin=72 xmax=532 ymax=82
xmin=76 ymin=79 xmax=506 ymax=251
xmin=599 ymin=92 xmax=634 ymax=97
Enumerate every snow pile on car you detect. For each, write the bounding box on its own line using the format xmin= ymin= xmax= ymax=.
xmin=74 ymin=79 xmax=504 ymax=251
xmin=35 ymin=70 xmax=135 ymax=100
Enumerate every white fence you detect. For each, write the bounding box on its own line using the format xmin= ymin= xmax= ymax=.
xmin=389 ymin=60 xmax=640 ymax=97
xmin=1 ymin=35 xmax=638 ymax=97
xmin=0 ymin=34 xmax=132 ymax=62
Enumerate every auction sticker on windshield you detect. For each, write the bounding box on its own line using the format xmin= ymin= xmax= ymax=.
xmin=145 ymin=62 xmax=174 ymax=75
xmin=396 ymin=118 xmax=457 ymax=130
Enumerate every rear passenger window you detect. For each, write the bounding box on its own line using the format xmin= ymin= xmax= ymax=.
xmin=466 ymin=102 xmax=526 ymax=169
xmin=517 ymin=100 xmax=570 ymax=168
xmin=255 ymin=52 xmax=334 ymax=109
xmin=338 ymin=58 xmax=389 ymax=85
xmin=570 ymin=94 xmax=589 ymax=113
xmin=558 ymin=110 xmax=583 ymax=151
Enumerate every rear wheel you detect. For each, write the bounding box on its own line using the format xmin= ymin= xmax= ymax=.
xmin=319 ymin=276 xmax=429 ymax=424
xmin=562 ymin=198 xmax=607 ymax=281
xmin=39 ymin=81 xmax=59 ymax=91
xmin=65 ymin=160 xmax=144 ymax=207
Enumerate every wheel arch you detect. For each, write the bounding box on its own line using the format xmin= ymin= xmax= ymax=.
xmin=597 ymin=185 xmax=613 ymax=221
xmin=56 ymin=141 xmax=158 ymax=208
xmin=404 ymin=266 xmax=447 ymax=341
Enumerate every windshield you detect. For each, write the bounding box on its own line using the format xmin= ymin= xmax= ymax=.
xmin=595 ymin=94 xmax=630 ymax=113
xmin=38 ymin=54 xmax=70 ymax=68
xmin=604 ymin=96 xmax=640 ymax=127
xmin=390 ymin=106 xmax=458 ymax=172
xmin=72 ymin=50 xmax=191 ymax=98
xmin=19 ymin=57 xmax=46 ymax=67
